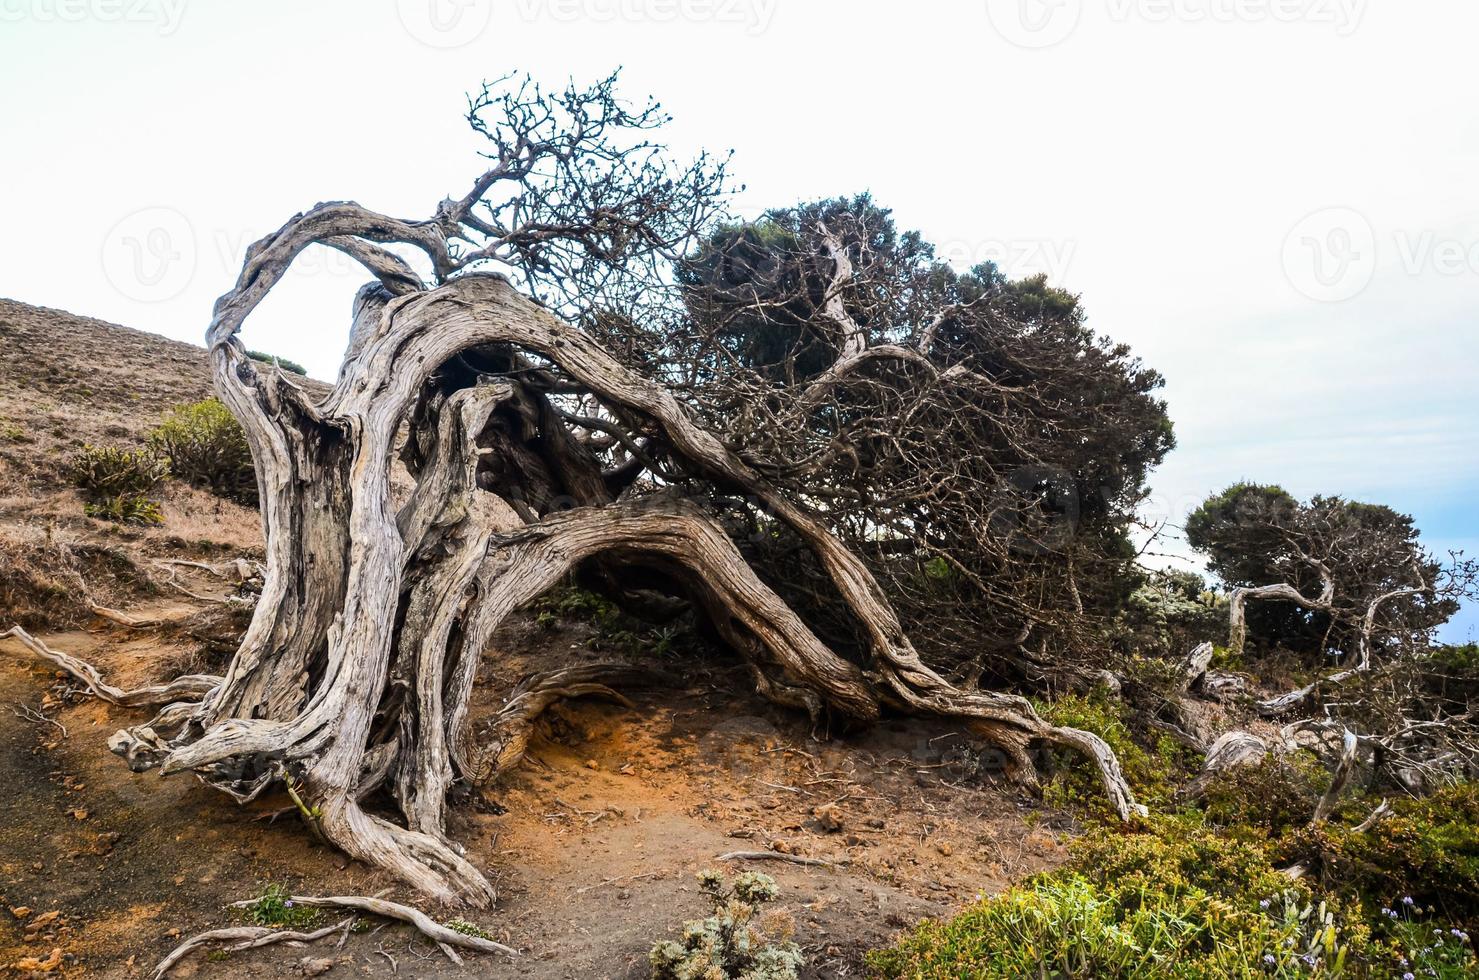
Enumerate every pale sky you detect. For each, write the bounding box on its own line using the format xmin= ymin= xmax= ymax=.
xmin=1 ymin=0 xmax=1474 ymax=639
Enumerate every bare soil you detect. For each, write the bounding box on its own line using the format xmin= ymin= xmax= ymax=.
xmin=0 ymin=299 xmax=1071 ymax=979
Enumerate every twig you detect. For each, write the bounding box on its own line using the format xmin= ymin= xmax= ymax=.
xmin=715 ymin=850 xmax=841 ymax=868
xmin=10 ymin=702 xmax=67 ymax=737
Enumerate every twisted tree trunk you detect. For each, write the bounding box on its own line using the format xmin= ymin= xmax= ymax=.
xmin=95 ymin=207 xmax=1139 ymax=906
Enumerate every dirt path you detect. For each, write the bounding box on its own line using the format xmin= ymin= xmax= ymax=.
xmin=0 ymin=618 xmax=1070 ymax=979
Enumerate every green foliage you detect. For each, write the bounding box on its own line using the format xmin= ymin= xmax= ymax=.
xmin=443 ymin=917 xmax=494 ymax=940
xmin=870 ymin=815 xmax=1369 ymax=978
xmin=649 ymin=870 xmax=803 ymax=980
xmin=1200 ymin=753 xmax=1329 ymax=838
xmin=1117 ymin=569 xmax=1228 ymax=659
xmin=149 ymin=399 xmax=257 ymax=506
xmin=1426 ymin=643 xmax=1479 ymax=672
xmin=69 ymin=444 xmax=169 ymax=498
xmin=869 ymin=875 xmax=1352 ymax=978
xmin=241 ymin=884 xmax=320 ymax=928
xmin=69 ymin=444 xmax=169 ymax=525
xmin=532 ymin=583 xmax=691 ymax=657
xmin=1186 ymin=483 xmax=1454 ymax=657
xmin=1310 ymin=783 xmax=1479 ymax=930
xmin=1037 ymin=692 xmax=1188 ymax=809
xmin=245 ymin=350 xmax=307 ymax=376
xmin=84 ymin=494 xmax=164 ymax=526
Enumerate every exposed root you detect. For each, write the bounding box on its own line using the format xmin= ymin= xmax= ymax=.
xmin=0 ymin=625 xmax=219 ymax=707
xmin=225 ymin=894 xmax=518 ymax=960
xmin=153 ymin=918 xmax=354 ymax=980
xmin=715 ymin=850 xmax=840 ymax=868
xmin=1309 ymin=727 xmax=1360 ymax=826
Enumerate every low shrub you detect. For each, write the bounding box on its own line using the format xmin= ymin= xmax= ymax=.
xmin=241 ymin=884 xmax=320 ymax=928
xmin=1037 ymin=691 xmax=1189 ymax=810
xmin=1200 ymin=752 xmax=1329 ymax=838
xmin=869 ymin=807 xmax=1479 ymax=978
xmin=149 ymin=399 xmax=257 ymax=506
xmin=84 ymin=494 xmax=164 ymax=526
xmin=1309 ymin=783 xmax=1479 ymax=930
xmin=649 ymin=869 xmax=803 ymax=980
xmin=246 ymin=350 xmax=307 ymax=376
xmin=870 ymin=815 xmax=1374 ymax=978
xmin=69 ymin=444 xmax=168 ymax=499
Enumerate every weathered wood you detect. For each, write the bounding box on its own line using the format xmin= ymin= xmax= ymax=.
xmin=73 ymin=191 xmax=1142 ymax=904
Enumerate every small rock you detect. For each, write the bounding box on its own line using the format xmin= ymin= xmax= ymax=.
xmin=10 ymin=906 xmax=32 ymax=919
xmin=584 ymin=759 xmax=599 ymax=770
xmin=14 ymin=948 xmax=62 ymax=973
xmin=937 ymin=842 xmax=953 ymax=856
xmin=300 ymin=956 xmax=335 ymax=976
xmin=865 ymin=817 xmax=886 ymax=830
xmin=812 ymin=804 xmax=845 ymax=834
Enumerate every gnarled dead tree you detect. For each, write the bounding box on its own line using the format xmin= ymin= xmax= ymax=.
xmin=82 ymin=74 xmax=1142 ymax=905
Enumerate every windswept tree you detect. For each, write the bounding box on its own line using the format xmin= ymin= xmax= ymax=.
xmin=1186 ymin=482 xmax=1475 ymax=716
xmin=8 ymin=73 xmax=1165 ymax=905
xmin=637 ymin=196 xmax=1175 ymax=685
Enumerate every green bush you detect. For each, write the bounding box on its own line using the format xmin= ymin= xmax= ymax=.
xmin=69 ymin=444 xmax=169 ymax=526
xmin=241 ymin=884 xmax=320 ymax=928
xmin=1310 ymin=783 xmax=1479 ymax=930
xmin=870 ymin=815 xmax=1372 ymax=978
xmin=1201 ymin=753 xmax=1329 ymax=838
xmin=246 ymin=350 xmax=307 ymax=376
xmin=69 ymin=444 xmax=169 ymax=499
xmin=1037 ymin=691 xmax=1189 ymax=810
xmin=869 ymin=876 xmax=1354 ymax=978
xmin=649 ymin=869 xmax=803 ymax=980
xmin=149 ymin=399 xmax=257 ymax=506
xmin=84 ymin=494 xmax=164 ymax=526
